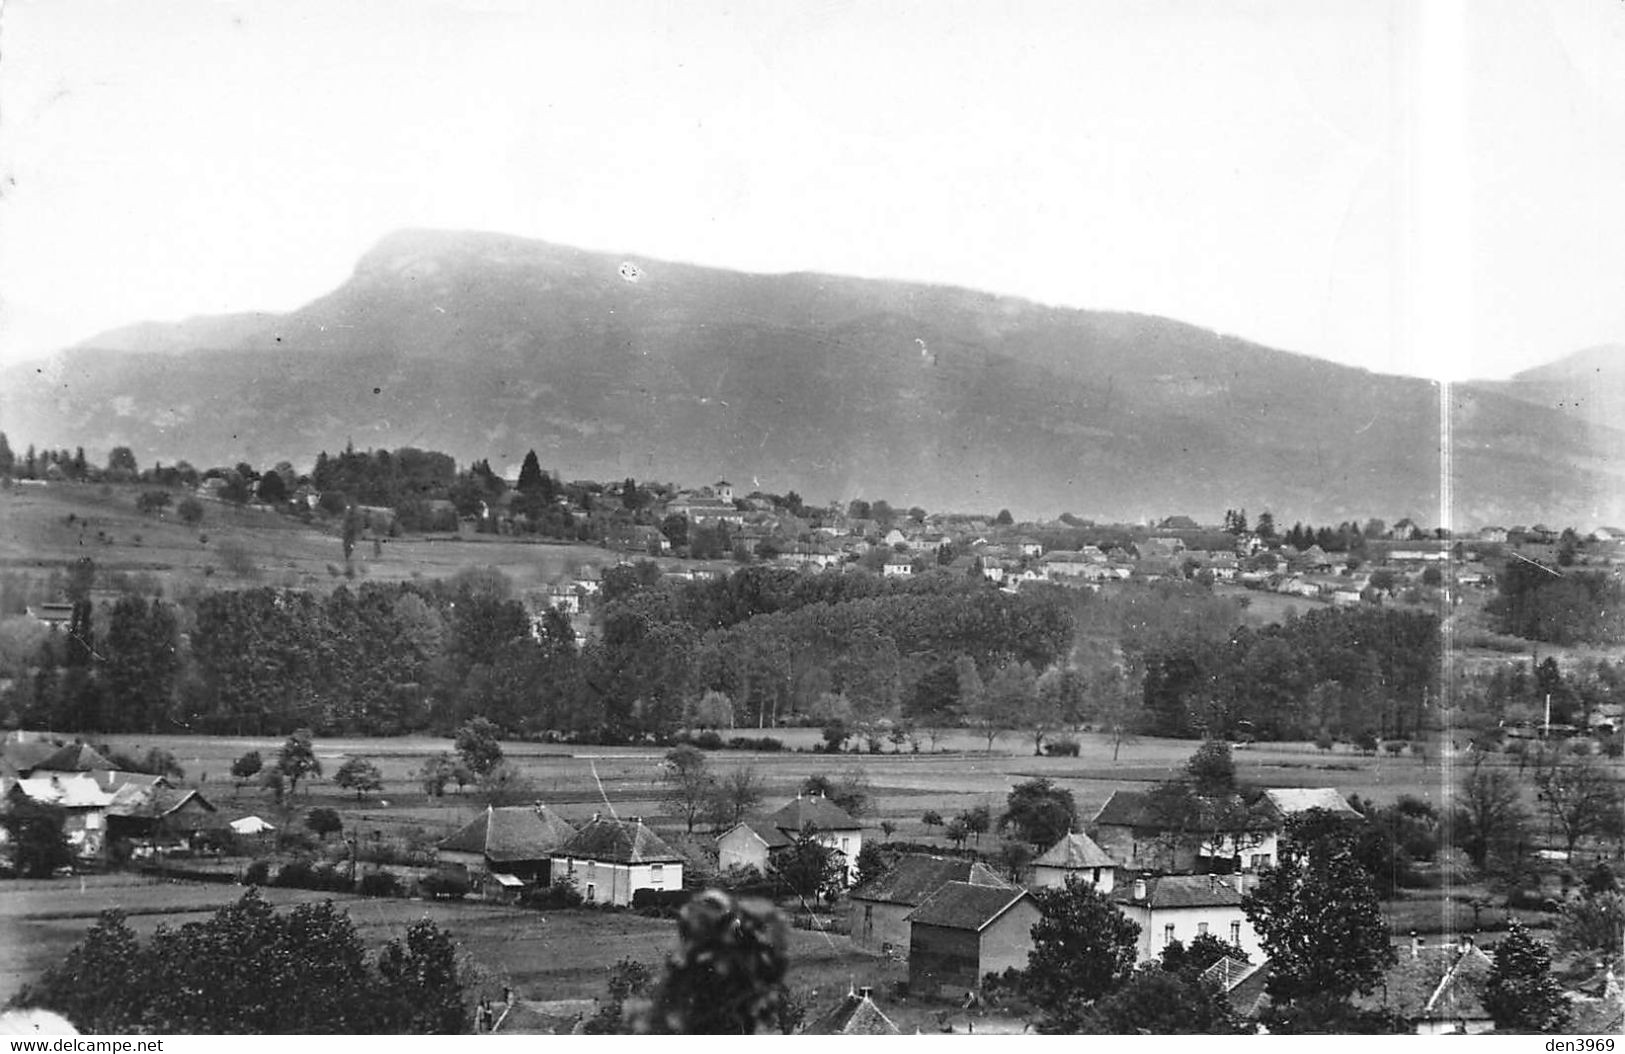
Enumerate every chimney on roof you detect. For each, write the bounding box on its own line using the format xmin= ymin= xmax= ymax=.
xmin=858 ymin=986 xmax=873 ymax=1000
xmin=1133 ymin=878 xmax=1147 ymax=901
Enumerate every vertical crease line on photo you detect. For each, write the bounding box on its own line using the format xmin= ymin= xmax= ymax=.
xmin=1438 ymin=375 xmax=1456 ymax=939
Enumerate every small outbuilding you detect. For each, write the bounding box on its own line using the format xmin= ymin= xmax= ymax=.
xmin=905 ymin=882 xmax=1040 ymax=1000
xmin=847 ymin=854 xmax=1012 ymax=956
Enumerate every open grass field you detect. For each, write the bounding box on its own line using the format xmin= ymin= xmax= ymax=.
xmin=0 ymin=481 xmax=622 ymax=603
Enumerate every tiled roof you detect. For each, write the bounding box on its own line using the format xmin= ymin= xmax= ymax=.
xmin=1112 ymin=874 xmax=1248 ymax=909
xmin=37 ymin=743 xmax=115 ymax=773
xmin=849 ymin=854 xmax=1011 ymax=907
xmin=1092 ymin=790 xmax=1153 ymax=827
xmin=555 ymin=817 xmax=684 ymax=864
xmin=725 ymin=822 xmax=793 ymax=850
xmin=1358 ymin=943 xmax=1493 ymax=1023
xmin=1261 ymin=788 xmax=1361 ymax=820
xmin=763 ymin=795 xmax=860 ymax=833
xmin=1033 ymin=832 xmax=1118 ymax=870
xmin=1092 ymin=790 xmax=1272 ymax=833
xmin=1225 ymin=962 xmax=1273 ymax=1019
xmin=906 ymin=881 xmax=1030 ymax=932
xmin=802 ymin=992 xmax=901 ymax=1035
xmin=440 ymin=805 xmax=578 ymax=862
xmin=106 ymin=785 xmax=214 ymax=819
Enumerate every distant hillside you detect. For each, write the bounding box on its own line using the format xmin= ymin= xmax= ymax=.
xmin=4 ymin=228 xmax=1621 ymax=527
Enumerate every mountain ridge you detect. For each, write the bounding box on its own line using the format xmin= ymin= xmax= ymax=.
xmin=7 ymin=228 xmax=1622 ymax=527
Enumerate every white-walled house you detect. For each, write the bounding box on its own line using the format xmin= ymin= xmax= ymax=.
xmin=761 ymin=794 xmax=864 ymax=883
xmin=1030 ymin=831 xmax=1119 ymax=893
xmin=550 ymin=816 xmax=684 ymax=907
xmin=716 ymin=821 xmax=792 ymax=875
xmin=1110 ymin=874 xmax=1262 ymax=963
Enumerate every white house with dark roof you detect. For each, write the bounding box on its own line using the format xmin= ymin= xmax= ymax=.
xmin=758 ymin=793 xmax=864 ymax=882
xmin=4 ymin=773 xmax=114 ymax=862
xmin=1030 ymin=831 xmax=1119 ymax=892
xmin=550 ymin=815 xmax=684 ymax=906
xmin=1110 ymin=874 xmax=1261 ymax=963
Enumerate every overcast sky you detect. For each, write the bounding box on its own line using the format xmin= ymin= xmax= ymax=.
xmin=1 ymin=0 xmax=1620 ymax=381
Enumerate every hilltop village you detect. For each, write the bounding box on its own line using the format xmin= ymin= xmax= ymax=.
xmin=0 ymin=440 xmax=1621 ymax=1034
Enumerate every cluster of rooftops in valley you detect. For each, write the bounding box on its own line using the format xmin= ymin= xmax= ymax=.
xmin=426 ymin=783 xmax=1597 ymax=1035
xmin=6 ymin=732 xmax=1621 ymax=1035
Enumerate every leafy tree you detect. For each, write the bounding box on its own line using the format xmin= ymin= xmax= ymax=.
xmin=1243 ymin=814 xmax=1396 ymax=1027
xmin=1185 ymin=739 xmax=1238 ymax=796
xmin=1452 ymin=755 xmax=1528 ymax=869
xmin=177 ymin=495 xmax=204 ymax=524
xmin=1079 ymin=963 xmax=1246 ymax=1034
xmin=995 ymin=508 xmax=1014 ymax=526
xmin=1484 ymin=921 xmax=1571 ymax=1032
xmin=374 ymin=918 xmax=472 ymax=1033
xmin=477 ymin=761 xmax=535 ymax=806
xmin=1026 ymin=877 xmax=1142 ymax=1032
xmin=661 ymin=745 xmax=715 ymax=833
xmin=275 ymin=728 xmax=322 ymax=797
xmin=959 ymin=803 xmax=992 ymax=847
xmin=256 ymin=470 xmax=288 ymax=505
xmin=0 ymin=812 xmax=73 ymax=877
xmin=1535 ymin=753 xmax=1619 ymax=859
xmin=703 ymin=766 xmax=765 ymax=831
xmin=1556 ymin=887 xmax=1625 ymax=957
xmin=418 ymin=752 xmax=457 ymax=797
xmin=11 ymin=890 xmax=469 ymax=1033
xmin=453 ymin=716 xmax=504 ymax=776
xmin=583 ymin=958 xmax=656 ymax=1034
xmin=334 ymin=756 xmax=385 ymax=800
xmin=999 ymin=777 xmax=1077 ymax=847
xmin=853 ymin=842 xmax=889 ymax=887
xmin=799 ymin=770 xmax=871 ymax=818
xmin=306 ymin=807 xmax=343 ymax=841
xmin=230 ymin=751 xmax=263 ymax=796
xmin=777 ymin=827 xmax=844 ymax=902
xmin=640 ymin=891 xmax=795 ymax=1034
xmin=690 ymin=689 xmax=733 ymax=729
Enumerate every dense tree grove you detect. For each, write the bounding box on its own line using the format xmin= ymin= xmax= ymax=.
xmin=1490 ymin=559 xmax=1625 ymax=646
xmin=1136 ymin=606 xmax=1440 ymax=740
xmin=10 ymin=890 xmax=469 ymax=1033
xmin=5 ymin=560 xmax=1081 ymax=740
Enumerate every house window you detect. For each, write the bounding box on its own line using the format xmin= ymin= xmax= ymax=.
xmin=1251 ymin=853 xmax=1270 ymax=870
xmin=567 ymin=860 xmax=575 ymax=874
xmin=1230 ymin=921 xmax=1242 ymax=945
xmin=1091 ymin=868 xmax=1100 ymax=885
xmin=586 ymin=884 xmax=596 ymax=902
xmin=650 ymin=864 xmax=663 ymax=884
xmin=1198 ymin=923 xmax=1209 ymax=937
xmin=840 ymin=837 xmax=849 ymax=852
xmin=1163 ymin=924 xmax=1175 ymax=946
